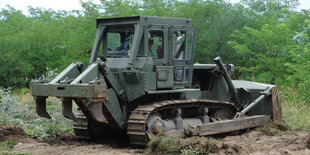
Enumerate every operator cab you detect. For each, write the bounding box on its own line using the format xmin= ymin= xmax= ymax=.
xmin=90 ymin=16 xmax=195 ymax=90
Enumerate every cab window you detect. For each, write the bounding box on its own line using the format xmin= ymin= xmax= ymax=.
xmin=172 ymin=30 xmax=194 ymax=60
xmin=106 ymin=30 xmax=134 ymax=56
xmin=148 ymin=30 xmax=164 ymax=59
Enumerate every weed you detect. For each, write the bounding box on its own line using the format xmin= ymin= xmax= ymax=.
xmin=6 ymin=139 xmax=17 ymax=149
xmin=258 ymin=122 xmax=289 ymax=136
xmin=180 ymin=137 xmax=219 ymax=154
xmin=147 ymin=136 xmax=181 ymax=154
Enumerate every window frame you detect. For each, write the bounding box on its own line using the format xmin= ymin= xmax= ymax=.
xmin=171 ymin=29 xmax=195 ymax=61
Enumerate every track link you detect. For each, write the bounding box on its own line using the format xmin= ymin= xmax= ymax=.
xmin=127 ymin=99 xmax=237 ymax=145
xmin=73 ymin=113 xmax=91 ymax=139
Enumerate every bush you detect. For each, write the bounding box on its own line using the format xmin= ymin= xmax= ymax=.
xmin=0 ymin=89 xmax=28 ymax=122
xmin=0 ymin=88 xmax=73 ymax=139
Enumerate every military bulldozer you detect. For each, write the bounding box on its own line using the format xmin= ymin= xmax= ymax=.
xmin=31 ymin=16 xmax=282 ymax=145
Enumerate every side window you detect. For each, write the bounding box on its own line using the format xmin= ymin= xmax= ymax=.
xmin=173 ymin=30 xmax=193 ymax=60
xmin=148 ymin=30 xmax=164 ymax=59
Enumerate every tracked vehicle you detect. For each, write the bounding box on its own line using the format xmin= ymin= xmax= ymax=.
xmin=31 ymin=16 xmax=282 ymax=145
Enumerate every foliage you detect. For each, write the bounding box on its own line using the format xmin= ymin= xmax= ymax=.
xmin=0 ymin=88 xmax=73 ymax=139
xmin=0 ymin=0 xmax=308 ymax=92
xmin=0 ymin=89 xmax=28 ymax=121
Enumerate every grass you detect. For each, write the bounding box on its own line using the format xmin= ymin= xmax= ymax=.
xmin=0 ymin=88 xmax=72 ymax=154
xmin=0 ymin=151 xmax=31 ymax=155
xmin=0 ymin=88 xmax=74 ymax=140
xmin=257 ymin=121 xmax=290 ymax=136
xmin=281 ymin=87 xmax=310 ymax=131
xmin=146 ymin=136 xmax=217 ymax=154
xmin=146 ymin=136 xmax=241 ymax=155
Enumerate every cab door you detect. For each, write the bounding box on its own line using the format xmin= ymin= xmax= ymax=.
xmin=145 ymin=26 xmax=173 ymax=89
xmin=170 ymin=29 xmax=195 ymax=88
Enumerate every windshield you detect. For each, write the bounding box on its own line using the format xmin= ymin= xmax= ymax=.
xmin=106 ymin=30 xmax=134 ymax=55
xmin=90 ymin=25 xmax=135 ymax=60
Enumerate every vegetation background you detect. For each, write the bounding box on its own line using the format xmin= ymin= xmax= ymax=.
xmin=0 ymin=0 xmax=309 ymax=145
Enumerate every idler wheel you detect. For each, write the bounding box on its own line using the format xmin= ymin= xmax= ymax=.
xmin=152 ymin=121 xmax=164 ymax=135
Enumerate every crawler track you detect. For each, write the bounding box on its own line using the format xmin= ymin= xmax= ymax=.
xmin=127 ymin=99 xmax=237 ymax=145
xmin=73 ymin=114 xmax=91 ymax=139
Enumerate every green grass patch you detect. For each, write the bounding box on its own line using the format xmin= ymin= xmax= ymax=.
xmin=281 ymin=87 xmax=310 ymax=131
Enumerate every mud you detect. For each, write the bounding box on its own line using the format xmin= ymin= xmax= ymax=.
xmin=5 ymin=130 xmax=310 ymax=155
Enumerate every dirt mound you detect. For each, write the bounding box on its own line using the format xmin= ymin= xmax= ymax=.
xmin=222 ymin=130 xmax=310 ymax=154
xmin=0 ymin=121 xmax=25 ymax=141
xmin=257 ymin=121 xmax=289 ymax=136
xmin=147 ymin=129 xmax=310 ymax=155
xmin=147 ymin=136 xmax=241 ymax=154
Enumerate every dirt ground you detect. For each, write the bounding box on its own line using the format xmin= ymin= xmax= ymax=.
xmin=220 ymin=130 xmax=310 ymax=155
xmin=10 ymin=135 xmax=144 ymax=155
xmin=4 ymin=129 xmax=310 ymax=155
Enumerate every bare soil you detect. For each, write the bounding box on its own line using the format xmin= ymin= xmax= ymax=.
xmin=219 ymin=130 xmax=310 ymax=155
xmin=2 ymin=128 xmax=309 ymax=155
xmin=10 ymin=135 xmax=143 ymax=155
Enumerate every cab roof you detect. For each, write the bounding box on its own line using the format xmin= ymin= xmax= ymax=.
xmin=96 ymin=16 xmax=192 ymax=27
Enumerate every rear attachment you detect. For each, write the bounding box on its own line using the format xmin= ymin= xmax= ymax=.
xmin=31 ymin=62 xmax=126 ymax=139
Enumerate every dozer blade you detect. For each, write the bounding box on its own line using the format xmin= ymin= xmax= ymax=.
xmin=35 ymin=97 xmax=51 ymax=119
xmin=185 ymin=115 xmax=270 ymax=136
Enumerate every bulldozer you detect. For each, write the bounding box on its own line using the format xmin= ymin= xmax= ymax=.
xmin=31 ymin=16 xmax=282 ymax=145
